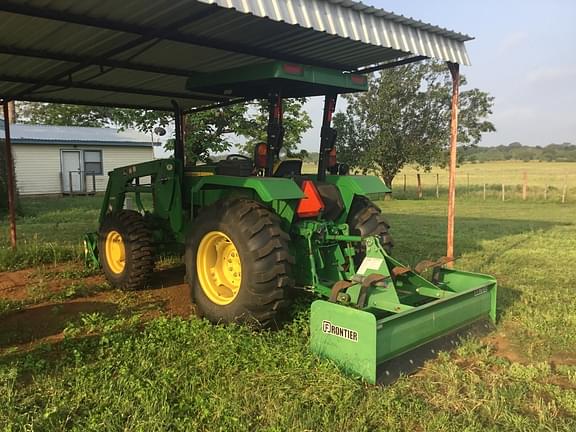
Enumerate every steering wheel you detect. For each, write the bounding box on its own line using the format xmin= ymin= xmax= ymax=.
xmin=226 ymin=154 xmax=251 ymax=161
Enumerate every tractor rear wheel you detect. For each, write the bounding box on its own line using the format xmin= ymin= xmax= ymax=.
xmin=186 ymin=198 xmax=293 ymax=328
xmin=347 ymin=196 xmax=394 ymax=263
xmin=99 ymin=210 xmax=154 ymax=290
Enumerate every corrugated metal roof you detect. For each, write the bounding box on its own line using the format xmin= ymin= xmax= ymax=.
xmin=0 ymin=0 xmax=472 ymax=111
xmin=0 ymin=122 xmax=154 ymax=147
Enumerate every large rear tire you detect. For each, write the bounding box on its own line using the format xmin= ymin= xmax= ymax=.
xmin=186 ymin=198 xmax=293 ymax=328
xmin=347 ymin=196 xmax=394 ymax=264
xmin=98 ymin=210 xmax=154 ymax=290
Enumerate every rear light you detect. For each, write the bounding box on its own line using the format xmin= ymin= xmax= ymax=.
xmin=282 ymin=63 xmax=304 ymax=75
xmin=254 ymin=142 xmax=268 ymax=168
xmin=296 ymin=180 xmax=325 ymax=218
xmin=351 ymin=74 xmax=367 ymax=85
xmin=327 ymin=147 xmax=337 ymax=168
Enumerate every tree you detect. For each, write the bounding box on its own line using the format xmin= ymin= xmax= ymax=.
xmin=333 ymin=61 xmax=495 ymax=187
xmin=17 ymin=98 xmax=312 ymax=163
xmin=17 ymin=102 xmax=120 ymax=127
xmin=236 ymin=99 xmax=312 ymax=156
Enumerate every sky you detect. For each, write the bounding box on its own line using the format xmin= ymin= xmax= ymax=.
xmin=299 ymin=0 xmax=576 ymax=151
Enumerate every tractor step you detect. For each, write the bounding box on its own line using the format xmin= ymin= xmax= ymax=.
xmin=310 ymin=268 xmax=497 ymax=383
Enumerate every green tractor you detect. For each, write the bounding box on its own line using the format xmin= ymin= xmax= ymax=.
xmin=85 ymin=61 xmax=496 ymax=383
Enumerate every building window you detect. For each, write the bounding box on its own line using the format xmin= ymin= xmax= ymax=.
xmin=84 ymin=150 xmax=103 ymax=175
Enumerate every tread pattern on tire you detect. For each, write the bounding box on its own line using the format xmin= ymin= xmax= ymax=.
xmin=347 ymin=196 xmax=394 ymax=256
xmin=186 ymin=198 xmax=293 ymax=328
xmin=99 ymin=210 xmax=154 ymax=291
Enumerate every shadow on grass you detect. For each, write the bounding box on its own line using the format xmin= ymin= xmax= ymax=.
xmin=377 ymin=320 xmax=495 ymax=385
xmin=385 ymin=213 xmax=565 ymax=264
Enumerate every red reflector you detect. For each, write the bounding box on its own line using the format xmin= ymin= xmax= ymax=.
xmin=282 ymin=63 xmax=304 ymax=75
xmin=296 ymin=180 xmax=325 ymax=218
xmin=255 ymin=142 xmax=268 ymax=168
xmin=351 ymin=74 xmax=367 ymax=85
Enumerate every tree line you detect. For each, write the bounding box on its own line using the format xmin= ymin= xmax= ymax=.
xmin=458 ymin=142 xmax=576 ymax=163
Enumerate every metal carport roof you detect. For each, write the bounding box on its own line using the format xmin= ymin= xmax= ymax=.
xmin=0 ymin=0 xmax=472 ymax=111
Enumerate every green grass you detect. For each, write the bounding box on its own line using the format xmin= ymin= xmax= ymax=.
xmin=1 ymin=196 xmax=576 ymax=430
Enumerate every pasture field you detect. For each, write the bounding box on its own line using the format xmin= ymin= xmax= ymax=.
xmin=304 ymin=160 xmax=576 ymax=201
xmin=0 ymin=191 xmax=575 ymax=430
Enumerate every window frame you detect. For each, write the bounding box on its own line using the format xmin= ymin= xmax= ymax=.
xmin=83 ymin=150 xmax=103 ymax=176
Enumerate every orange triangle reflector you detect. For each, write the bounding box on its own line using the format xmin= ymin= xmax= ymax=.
xmin=296 ymin=180 xmax=325 ymax=218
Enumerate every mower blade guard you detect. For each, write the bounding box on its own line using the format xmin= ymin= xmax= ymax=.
xmin=310 ymin=269 xmax=496 ymax=384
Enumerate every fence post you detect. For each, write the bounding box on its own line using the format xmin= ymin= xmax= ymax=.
xmin=436 ymin=173 xmax=440 ymax=199
xmin=522 ymin=171 xmax=527 ymax=201
xmin=403 ymin=174 xmax=406 ymax=193
xmin=483 ymin=183 xmax=486 ymax=201
xmin=467 ymin=173 xmax=470 ymax=196
xmin=562 ymin=176 xmax=567 ymax=203
xmin=416 ymin=173 xmax=423 ymax=199
xmin=501 ymin=183 xmax=505 ymax=202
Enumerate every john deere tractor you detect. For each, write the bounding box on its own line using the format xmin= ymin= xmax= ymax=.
xmin=85 ymin=62 xmax=496 ymax=383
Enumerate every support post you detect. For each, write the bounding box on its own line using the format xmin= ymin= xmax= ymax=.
xmin=172 ymin=101 xmax=185 ymax=166
xmin=317 ymin=94 xmax=338 ymax=182
xmin=446 ymin=62 xmax=460 ymax=265
xmin=265 ymin=92 xmax=283 ymax=177
xmin=2 ymin=101 xmax=17 ymax=249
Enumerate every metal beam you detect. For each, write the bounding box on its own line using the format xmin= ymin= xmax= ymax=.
xmin=0 ymin=1 xmax=350 ymax=71
xmin=9 ymin=95 xmax=170 ymax=112
xmin=0 ymin=45 xmax=196 ymax=78
xmin=3 ymin=5 xmax=224 ymax=100
xmin=2 ymin=101 xmax=17 ymax=249
xmin=352 ymin=56 xmax=428 ymax=74
xmin=0 ymin=74 xmax=224 ymax=103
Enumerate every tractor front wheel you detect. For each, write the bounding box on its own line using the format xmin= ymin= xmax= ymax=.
xmin=186 ymin=198 xmax=293 ymax=328
xmin=98 ymin=210 xmax=154 ymax=290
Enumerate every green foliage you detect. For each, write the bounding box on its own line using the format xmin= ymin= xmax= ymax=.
xmin=17 ymin=98 xmax=312 ymax=163
xmin=179 ymin=105 xmax=246 ymax=163
xmin=236 ymin=99 xmax=312 ymax=156
xmin=17 ymin=102 xmax=121 ymax=127
xmin=334 ymin=62 xmax=495 ymax=186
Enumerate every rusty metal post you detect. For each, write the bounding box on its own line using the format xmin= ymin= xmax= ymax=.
xmin=446 ymin=62 xmax=460 ymax=265
xmin=2 ymin=101 xmax=17 ymax=249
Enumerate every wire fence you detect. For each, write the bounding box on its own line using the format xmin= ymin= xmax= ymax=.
xmin=391 ymin=172 xmax=574 ymax=202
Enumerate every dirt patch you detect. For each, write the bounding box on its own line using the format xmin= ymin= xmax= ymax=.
xmin=0 ymin=300 xmax=118 ymax=347
xmin=0 ymin=263 xmax=193 ymax=353
xmin=485 ymin=330 xmax=576 ymax=368
xmin=0 ymin=269 xmax=34 ymax=301
xmin=485 ymin=330 xmax=530 ymax=364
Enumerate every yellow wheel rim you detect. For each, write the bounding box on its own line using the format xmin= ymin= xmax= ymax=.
xmin=105 ymin=230 xmax=126 ymax=274
xmin=196 ymin=231 xmax=242 ymax=305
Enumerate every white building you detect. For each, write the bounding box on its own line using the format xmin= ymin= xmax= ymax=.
xmin=1 ymin=120 xmax=156 ymax=195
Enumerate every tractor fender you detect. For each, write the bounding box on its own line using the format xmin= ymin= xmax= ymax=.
xmin=191 ymin=176 xmax=304 ymax=203
xmin=322 ymin=175 xmax=391 ymax=218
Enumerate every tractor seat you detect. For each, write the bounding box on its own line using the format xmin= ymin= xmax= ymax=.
xmin=273 ymin=159 xmax=303 ymax=177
